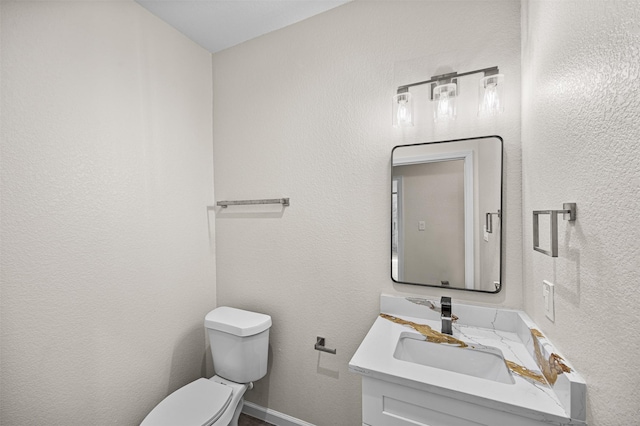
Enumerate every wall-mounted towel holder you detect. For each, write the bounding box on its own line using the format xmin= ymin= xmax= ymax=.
xmin=533 ymin=202 xmax=576 ymax=257
xmin=485 ymin=210 xmax=501 ymax=234
xmin=216 ymin=198 xmax=290 ymax=208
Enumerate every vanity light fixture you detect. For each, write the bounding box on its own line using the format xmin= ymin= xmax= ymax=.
xmin=393 ymin=66 xmax=503 ymax=126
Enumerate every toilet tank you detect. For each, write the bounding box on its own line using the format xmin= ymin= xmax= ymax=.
xmin=204 ymin=307 xmax=272 ymax=383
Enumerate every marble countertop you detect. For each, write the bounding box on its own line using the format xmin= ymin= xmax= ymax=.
xmin=349 ymin=294 xmax=586 ymax=425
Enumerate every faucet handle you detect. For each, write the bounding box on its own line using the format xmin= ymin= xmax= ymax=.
xmin=441 ymin=296 xmax=452 ymax=317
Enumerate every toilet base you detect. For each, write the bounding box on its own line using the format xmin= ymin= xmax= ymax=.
xmin=229 ymin=397 xmax=244 ymax=426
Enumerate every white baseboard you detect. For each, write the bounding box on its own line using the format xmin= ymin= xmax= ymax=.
xmin=242 ymin=401 xmax=315 ymax=426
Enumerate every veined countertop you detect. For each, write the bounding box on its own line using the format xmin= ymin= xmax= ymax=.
xmin=349 ymin=294 xmax=586 ymax=425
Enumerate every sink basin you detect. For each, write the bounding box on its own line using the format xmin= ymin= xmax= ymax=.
xmin=393 ymin=333 xmax=514 ymax=384
xmin=349 ymin=295 xmax=587 ymax=424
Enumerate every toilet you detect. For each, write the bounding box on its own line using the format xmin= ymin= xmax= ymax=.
xmin=141 ymin=307 xmax=272 ymax=426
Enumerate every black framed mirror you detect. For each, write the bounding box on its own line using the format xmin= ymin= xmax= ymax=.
xmin=391 ymin=136 xmax=503 ymax=293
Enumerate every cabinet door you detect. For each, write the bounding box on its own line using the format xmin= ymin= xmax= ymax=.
xmin=362 ymin=377 xmax=551 ymax=426
xmin=362 ymin=377 xmax=483 ymax=426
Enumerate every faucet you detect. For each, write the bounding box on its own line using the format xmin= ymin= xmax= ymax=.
xmin=441 ymin=296 xmax=453 ymax=335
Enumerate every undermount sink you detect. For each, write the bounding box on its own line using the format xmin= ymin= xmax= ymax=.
xmin=393 ymin=333 xmax=514 ymax=384
xmin=349 ymin=295 xmax=587 ymax=425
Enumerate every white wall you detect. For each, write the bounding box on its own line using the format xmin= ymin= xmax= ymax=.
xmin=394 ymin=161 xmax=465 ymax=286
xmin=0 ymin=2 xmax=215 ymax=424
xmin=212 ymin=1 xmax=521 ymax=424
xmin=521 ymin=1 xmax=640 ymax=424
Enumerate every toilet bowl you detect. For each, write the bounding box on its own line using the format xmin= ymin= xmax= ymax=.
xmin=140 ymin=376 xmax=248 ymax=426
xmin=141 ymin=307 xmax=271 ymax=426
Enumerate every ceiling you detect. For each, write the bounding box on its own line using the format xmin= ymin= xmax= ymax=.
xmin=135 ymin=0 xmax=351 ymax=53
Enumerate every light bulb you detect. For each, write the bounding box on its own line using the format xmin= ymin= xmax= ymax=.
xmin=392 ymin=92 xmax=413 ymax=127
xmin=479 ymin=74 xmax=504 ymax=116
xmin=397 ymin=100 xmax=409 ymax=123
xmin=433 ymin=83 xmax=457 ymax=122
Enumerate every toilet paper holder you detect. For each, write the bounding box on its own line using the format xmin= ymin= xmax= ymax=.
xmin=315 ymin=336 xmax=337 ymax=354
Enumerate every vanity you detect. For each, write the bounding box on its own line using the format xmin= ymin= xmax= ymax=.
xmin=349 ymin=294 xmax=587 ymax=426
xmin=370 ymin=137 xmax=586 ymax=425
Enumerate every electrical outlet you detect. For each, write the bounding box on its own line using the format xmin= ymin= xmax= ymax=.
xmin=542 ymin=280 xmax=555 ymax=321
xmin=418 ymin=221 xmax=425 ymax=231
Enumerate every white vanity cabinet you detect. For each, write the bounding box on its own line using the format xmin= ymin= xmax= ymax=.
xmin=350 ymin=295 xmax=587 ymax=426
xmin=362 ymin=376 xmax=560 ymax=426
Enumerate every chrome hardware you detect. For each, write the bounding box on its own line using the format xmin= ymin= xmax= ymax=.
xmin=441 ymin=297 xmax=453 ymax=335
xmin=216 ymin=198 xmax=290 ymax=208
xmin=396 ymin=66 xmax=500 ymax=99
xmin=315 ymin=336 xmax=337 ymax=354
xmin=485 ymin=210 xmax=501 ymax=234
xmin=533 ymin=203 xmax=577 ymax=257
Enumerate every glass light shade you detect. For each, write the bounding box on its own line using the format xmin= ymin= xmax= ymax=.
xmin=433 ymin=83 xmax=457 ymax=122
xmin=478 ymin=74 xmax=505 ymax=116
xmin=392 ymin=92 xmax=413 ymax=128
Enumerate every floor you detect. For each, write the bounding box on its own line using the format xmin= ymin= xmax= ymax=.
xmin=238 ymin=413 xmax=275 ymax=426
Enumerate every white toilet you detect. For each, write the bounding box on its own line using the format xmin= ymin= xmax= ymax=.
xmin=141 ymin=307 xmax=272 ymax=426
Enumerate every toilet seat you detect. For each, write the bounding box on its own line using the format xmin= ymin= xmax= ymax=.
xmin=141 ymin=378 xmax=233 ymax=426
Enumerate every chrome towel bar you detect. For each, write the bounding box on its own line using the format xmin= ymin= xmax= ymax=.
xmin=216 ymin=198 xmax=290 ymax=208
xmin=533 ymin=203 xmax=577 ymax=257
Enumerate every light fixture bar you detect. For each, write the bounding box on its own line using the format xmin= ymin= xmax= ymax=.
xmin=396 ymin=66 xmax=499 ymax=94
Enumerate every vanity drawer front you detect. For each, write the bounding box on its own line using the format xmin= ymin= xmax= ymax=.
xmin=361 ymin=377 xmax=549 ymax=426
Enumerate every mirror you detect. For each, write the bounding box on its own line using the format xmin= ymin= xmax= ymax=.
xmin=391 ymin=136 xmax=503 ymax=293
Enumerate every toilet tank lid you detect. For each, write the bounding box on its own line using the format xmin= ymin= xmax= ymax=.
xmin=205 ymin=307 xmax=272 ymax=337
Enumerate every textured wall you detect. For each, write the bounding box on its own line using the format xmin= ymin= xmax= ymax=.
xmin=0 ymin=2 xmax=215 ymax=424
xmin=212 ymin=1 xmax=521 ymax=424
xmin=521 ymin=1 xmax=640 ymax=424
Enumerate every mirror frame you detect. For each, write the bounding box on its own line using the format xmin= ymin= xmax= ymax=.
xmin=390 ymin=135 xmax=504 ymax=293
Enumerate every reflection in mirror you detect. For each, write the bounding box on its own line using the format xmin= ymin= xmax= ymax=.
xmin=391 ymin=136 xmax=503 ymax=293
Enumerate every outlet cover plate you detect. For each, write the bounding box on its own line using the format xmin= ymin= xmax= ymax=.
xmin=543 ymin=280 xmax=555 ymax=321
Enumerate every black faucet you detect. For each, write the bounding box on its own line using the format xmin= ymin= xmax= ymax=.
xmin=441 ymin=296 xmax=453 ymax=335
